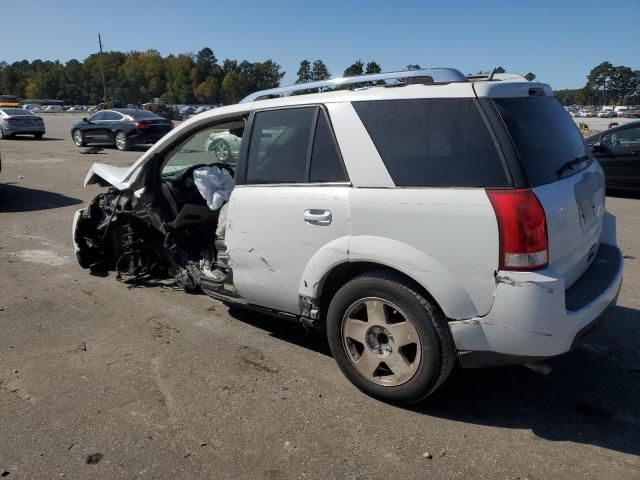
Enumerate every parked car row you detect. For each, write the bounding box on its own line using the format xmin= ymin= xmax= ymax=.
xmin=568 ymin=105 xmax=640 ymax=118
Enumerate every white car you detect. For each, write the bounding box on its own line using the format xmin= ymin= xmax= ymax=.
xmin=72 ymin=69 xmax=623 ymax=404
xmin=42 ymin=105 xmax=63 ymax=113
xmin=597 ymin=111 xmax=615 ymax=118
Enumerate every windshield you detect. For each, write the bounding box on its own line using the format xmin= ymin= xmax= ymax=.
xmin=493 ymin=97 xmax=590 ymax=186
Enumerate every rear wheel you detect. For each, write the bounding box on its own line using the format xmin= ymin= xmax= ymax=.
xmin=326 ymin=271 xmax=455 ymax=404
xmin=115 ymin=131 xmax=131 ymax=151
xmin=34 ymin=133 xmax=43 ymax=140
xmin=73 ymin=129 xmax=85 ymax=147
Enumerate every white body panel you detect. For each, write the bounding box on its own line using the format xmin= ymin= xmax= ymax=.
xmin=226 ymin=185 xmax=350 ymax=314
xmin=534 ymin=162 xmax=606 ymax=288
xmin=346 ymin=188 xmax=499 ymax=319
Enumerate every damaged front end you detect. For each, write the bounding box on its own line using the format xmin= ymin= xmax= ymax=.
xmin=72 ymin=186 xmax=236 ymax=299
xmin=72 ymin=189 xmax=168 ymax=283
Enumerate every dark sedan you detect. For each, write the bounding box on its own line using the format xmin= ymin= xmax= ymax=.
xmin=587 ymin=120 xmax=640 ymax=195
xmin=70 ymin=109 xmax=173 ymax=151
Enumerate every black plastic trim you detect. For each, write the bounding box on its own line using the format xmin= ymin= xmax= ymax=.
xmin=477 ymin=96 xmax=528 ymax=188
xmin=565 ymin=244 xmax=623 ymax=312
xmin=457 ymin=350 xmax=552 ymax=369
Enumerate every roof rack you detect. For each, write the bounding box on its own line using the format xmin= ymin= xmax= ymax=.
xmin=467 ymin=72 xmax=527 ymax=82
xmin=240 ymin=68 xmax=468 ymax=103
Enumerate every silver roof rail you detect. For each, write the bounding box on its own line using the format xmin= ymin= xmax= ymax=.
xmin=240 ymin=68 xmax=468 ymax=103
xmin=467 ymin=72 xmax=527 ymax=82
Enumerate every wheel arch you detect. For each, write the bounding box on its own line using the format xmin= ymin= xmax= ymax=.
xmin=299 ymin=236 xmax=480 ymax=322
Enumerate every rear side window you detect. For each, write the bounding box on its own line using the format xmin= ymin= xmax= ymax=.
xmin=493 ymin=97 xmax=589 ymax=186
xmin=103 ymin=111 xmax=123 ymax=121
xmin=247 ymin=107 xmax=315 ymax=183
xmin=310 ymin=111 xmax=348 ymax=183
xmin=353 ymin=98 xmax=508 ymax=187
xmin=602 ymin=125 xmax=640 ymax=148
xmin=89 ymin=111 xmax=106 ymax=121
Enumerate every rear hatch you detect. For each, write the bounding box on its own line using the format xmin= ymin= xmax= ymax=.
xmin=491 ymin=94 xmax=605 ymax=289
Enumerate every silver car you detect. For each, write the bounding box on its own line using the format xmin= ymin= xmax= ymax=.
xmin=204 ymin=128 xmax=243 ymax=162
xmin=0 ymin=108 xmax=45 ymax=139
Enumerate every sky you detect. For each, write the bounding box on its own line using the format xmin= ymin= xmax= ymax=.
xmin=1 ymin=0 xmax=638 ymax=89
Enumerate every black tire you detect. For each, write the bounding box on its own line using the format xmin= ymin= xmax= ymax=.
xmin=114 ymin=131 xmax=131 ymax=151
xmin=72 ymin=129 xmax=85 ymax=147
xmin=34 ymin=133 xmax=43 ymax=140
xmin=326 ymin=270 xmax=455 ymax=404
xmin=0 ymin=127 xmax=11 ymax=140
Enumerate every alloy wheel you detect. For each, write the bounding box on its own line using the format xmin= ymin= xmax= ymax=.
xmin=341 ymin=297 xmax=422 ymax=386
xmin=73 ymin=130 xmax=83 ymax=146
xmin=211 ymin=140 xmax=231 ymax=162
xmin=115 ymin=132 xmax=127 ymax=150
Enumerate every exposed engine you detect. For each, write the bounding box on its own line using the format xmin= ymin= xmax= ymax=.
xmin=73 ymin=188 xmax=227 ymax=292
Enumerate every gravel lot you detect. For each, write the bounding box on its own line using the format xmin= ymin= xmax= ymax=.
xmin=1 ymin=113 xmax=639 ymax=479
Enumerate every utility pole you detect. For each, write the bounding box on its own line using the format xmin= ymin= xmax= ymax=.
xmin=98 ymin=33 xmax=107 ymax=103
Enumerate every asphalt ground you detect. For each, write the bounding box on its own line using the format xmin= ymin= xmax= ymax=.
xmin=0 ymin=113 xmax=639 ymax=479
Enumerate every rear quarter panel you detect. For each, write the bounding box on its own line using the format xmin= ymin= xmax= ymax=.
xmin=348 ymin=188 xmax=500 ymax=319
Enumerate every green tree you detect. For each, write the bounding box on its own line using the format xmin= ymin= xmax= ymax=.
xmin=165 ymin=54 xmax=196 ymax=103
xmin=586 ymin=61 xmax=614 ymax=104
xmin=311 ymin=60 xmax=330 ymax=81
xmin=524 ymin=72 xmax=536 ymax=81
xmin=344 ymin=60 xmax=364 ymax=77
xmin=608 ymin=65 xmax=635 ymax=105
xmin=406 ymin=64 xmax=421 ymax=70
xmin=365 ymin=61 xmax=382 ymax=74
xmin=194 ymin=76 xmax=219 ymax=103
xmin=296 ymin=60 xmax=312 ymax=84
xmin=494 ymin=66 xmax=506 ymax=73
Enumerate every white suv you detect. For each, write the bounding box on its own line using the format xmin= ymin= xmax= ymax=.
xmin=73 ymin=69 xmax=623 ymax=404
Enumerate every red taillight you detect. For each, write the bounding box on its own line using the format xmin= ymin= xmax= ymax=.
xmin=487 ymin=189 xmax=548 ymax=271
xmin=135 ymin=122 xmax=150 ymax=129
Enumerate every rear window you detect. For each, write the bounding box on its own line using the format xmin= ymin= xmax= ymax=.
xmin=493 ymin=97 xmax=590 ymax=186
xmin=353 ymin=99 xmax=509 ymax=187
xmin=1 ymin=108 xmax=32 ymax=116
xmin=132 ymin=110 xmax=162 ymax=119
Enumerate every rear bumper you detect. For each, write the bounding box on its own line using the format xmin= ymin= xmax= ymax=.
xmin=129 ymin=130 xmax=170 ymax=144
xmin=450 ymin=243 xmax=623 ymax=368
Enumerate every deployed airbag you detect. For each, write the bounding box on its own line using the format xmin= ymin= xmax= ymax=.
xmin=193 ymin=166 xmax=234 ymax=210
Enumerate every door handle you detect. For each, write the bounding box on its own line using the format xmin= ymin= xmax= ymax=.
xmin=304 ymin=209 xmax=332 ymax=226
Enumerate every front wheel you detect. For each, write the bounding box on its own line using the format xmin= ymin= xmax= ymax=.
xmin=73 ymin=129 xmax=85 ymax=147
xmin=34 ymin=133 xmax=43 ymax=140
xmin=326 ymin=271 xmax=455 ymax=404
xmin=114 ymin=131 xmax=132 ymax=151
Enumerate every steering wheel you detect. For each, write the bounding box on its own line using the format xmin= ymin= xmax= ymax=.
xmin=176 ymin=162 xmax=236 ymax=191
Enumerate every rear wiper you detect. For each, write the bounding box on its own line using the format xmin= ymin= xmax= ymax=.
xmin=556 ymin=155 xmax=589 ymax=178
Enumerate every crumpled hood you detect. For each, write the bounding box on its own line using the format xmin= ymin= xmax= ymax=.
xmin=84 ymin=163 xmax=132 ymax=190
